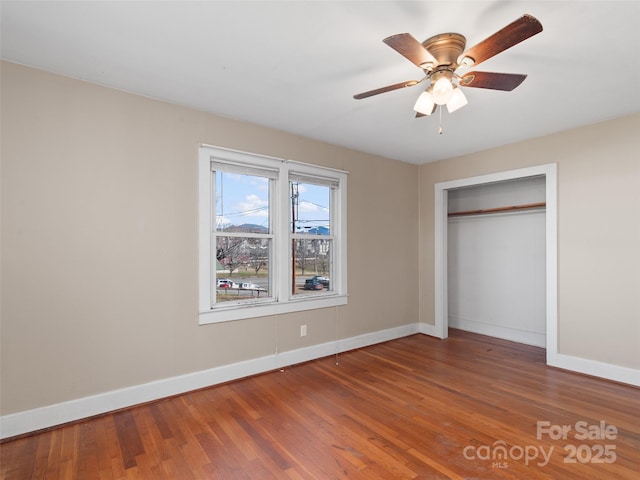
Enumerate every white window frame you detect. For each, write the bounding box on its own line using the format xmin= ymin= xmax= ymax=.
xmin=199 ymin=145 xmax=348 ymax=324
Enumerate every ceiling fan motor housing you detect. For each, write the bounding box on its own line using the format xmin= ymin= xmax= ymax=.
xmin=421 ymin=33 xmax=467 ymax=69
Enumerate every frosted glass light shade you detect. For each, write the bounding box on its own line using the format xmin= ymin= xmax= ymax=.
xmin=414 ymin=90 xmax=435 ymax=115
xmin=432 ymin=77 xmax=454 ymax=105
xmin=446 ymin=87 xmax=468 ymax=113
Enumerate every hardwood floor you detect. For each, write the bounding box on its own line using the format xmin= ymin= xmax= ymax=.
xmin=2 ymin=329 xmax=639 ymax=479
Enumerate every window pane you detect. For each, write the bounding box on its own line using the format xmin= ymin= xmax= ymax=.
xmin=216 ymin=171 xmax=270 ymax=233
xmin=292 ymin=238 xmax=332 ymax=296
xmin=290 ymin=181 xmax=330 ymax=235
xmin=216 ymin=236 xmax=271 ymax=303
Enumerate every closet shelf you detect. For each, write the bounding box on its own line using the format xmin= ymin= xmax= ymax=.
xmin=448 ymin=201 xmax=546 ymax=217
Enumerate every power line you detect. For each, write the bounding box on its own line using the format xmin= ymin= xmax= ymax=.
xmin=217 ymin=205 xmax=269 ymax=218
xmin=299 ymin=199 xmax=329 ymax=211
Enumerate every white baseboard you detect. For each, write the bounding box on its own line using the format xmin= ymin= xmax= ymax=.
xmin=449 ymin=316 xmax=546 ymax=348
xmin=0 ymin=323 xmax=420 ymax=440
xmin=550 ymin=353 xmax=640 ymax=387
xmin=418 ymin=321 xmax=441 ymax=338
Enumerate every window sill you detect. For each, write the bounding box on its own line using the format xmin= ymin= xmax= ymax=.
xmin=199 ymin=294 xmax=349 ymax=325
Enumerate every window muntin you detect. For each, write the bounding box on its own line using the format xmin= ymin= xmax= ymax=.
xmin=199 ymin=145 xmax=347 ymax=324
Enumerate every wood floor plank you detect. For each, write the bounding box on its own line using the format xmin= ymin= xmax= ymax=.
xmin=2 ymin=330 xmax=639 ymax=479
xmin=112 ymin=411 xmax=144 ymax=470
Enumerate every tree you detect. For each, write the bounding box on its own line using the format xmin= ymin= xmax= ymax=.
xmin=315 ymin=239 xmax=330 ymax=275
xmin=247 ymin=240 xmax=268 ymax=275
xmin=295 ymin=239 xmax=311 ymax=275
xmin=217 ymin=237 xmax=245 ymax=274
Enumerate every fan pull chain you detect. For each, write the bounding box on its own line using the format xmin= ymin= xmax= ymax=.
xmin=438 ymin=106 xmax=444 ymax=135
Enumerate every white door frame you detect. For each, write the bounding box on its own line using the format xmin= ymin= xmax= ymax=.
xmin=434 ymin=164 xmax=558 ymax=365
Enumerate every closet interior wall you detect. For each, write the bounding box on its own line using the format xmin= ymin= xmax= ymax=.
xmin=447 ymin=176 xmax=547 ymax=347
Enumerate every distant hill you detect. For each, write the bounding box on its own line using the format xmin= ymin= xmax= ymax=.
xmin=305 ymin=226 xmax=330 ymax=235
xmin=222 ymin=223 xmax=269 ymax=233
xmin=221 ymin=224 xmax=329 ymax=235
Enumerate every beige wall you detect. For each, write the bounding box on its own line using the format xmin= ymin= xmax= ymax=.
xmin=1 ymin=62 xmax=419 ymax=414
xmin=418 ymin=113 xmax=640 ymax=369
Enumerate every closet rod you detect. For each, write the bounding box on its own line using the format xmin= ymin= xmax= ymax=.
xmin=448 ymin=201 xmax=546 ymax=217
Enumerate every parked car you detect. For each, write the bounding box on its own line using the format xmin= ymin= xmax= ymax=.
xmin=217 ymin=279 xmax=233 ymax=288
xmin=304 ymin=278 xmax=325 ymax=290
xmin=310 ymin=276 xmax=330 ymax=287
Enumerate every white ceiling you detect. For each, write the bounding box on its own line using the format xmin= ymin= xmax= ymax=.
xmin=2 ymin=1 xmax=639 ymax=164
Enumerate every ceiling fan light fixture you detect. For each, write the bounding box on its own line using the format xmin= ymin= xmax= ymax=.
xmin=414 ymin=89 xmax=435 ymax=115
xmin=432 ymin=75 xmax=454 ymax=105
xmin=446 ymin=86 xmax=468 ymax=113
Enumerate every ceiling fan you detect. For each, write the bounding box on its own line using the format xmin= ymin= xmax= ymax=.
xmin=354 ymin=14 xmax=543 ymax=117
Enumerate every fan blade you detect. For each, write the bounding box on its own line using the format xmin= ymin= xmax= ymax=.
xmin=459 ymin=14 xmax=542 ymax=67
xmin=459 ymin=71 xmax=527 ymax=91
xmin=383 ymin=33 xmax=438 ymax=69
xmin=353 ymin=80 xmax=420 ymax=99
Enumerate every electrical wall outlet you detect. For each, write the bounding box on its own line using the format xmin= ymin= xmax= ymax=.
xmin=300 ymin=324 xmax=307 ymax=337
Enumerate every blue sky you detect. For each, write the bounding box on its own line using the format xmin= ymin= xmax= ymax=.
xmin=216 ymin=172 xmax=330 ymax=231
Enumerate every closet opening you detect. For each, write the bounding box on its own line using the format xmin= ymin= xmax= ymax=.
xmin=447 ymin=176 xmax=546 ymax=347
xmin=434 ymin=164 xmax=558 ymax=365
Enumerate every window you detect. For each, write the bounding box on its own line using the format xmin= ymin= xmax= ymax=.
xmin=290 ymin=174 xmax=334 ymax=297
xmin=199 ymin=145 xmax=348 ymax=324
xmin=213 ymin=162 xmax=275 ymax=305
